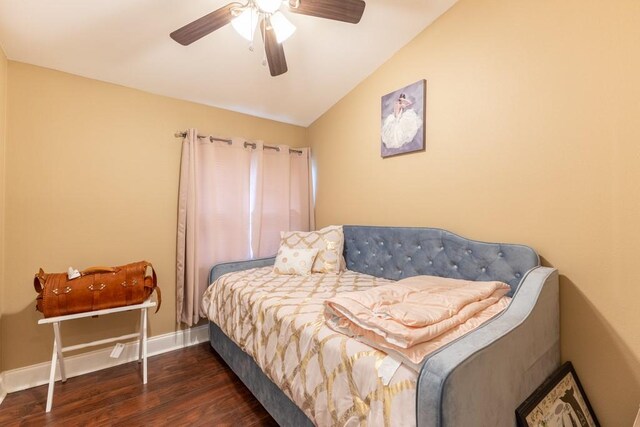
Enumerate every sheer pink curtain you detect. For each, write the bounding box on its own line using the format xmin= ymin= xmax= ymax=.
xmin=176 ymin=130 xmax=313 ymax=326
xmin=250 ymin=144 xmax=315 ymax=257
xmin=290 ymin=147 xmax=314 ymax=232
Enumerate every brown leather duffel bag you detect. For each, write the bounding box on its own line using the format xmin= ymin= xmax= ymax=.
xmin=34 ymin=261 xmax=161 ymax=318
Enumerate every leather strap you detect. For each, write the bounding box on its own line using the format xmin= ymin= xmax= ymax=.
xmin=33 ymin=269 xmax=46 ymax=293
xmin=82 ymin=266 xmax=118 ymax=275
xmin=154 ymin=286 xmax=162 ymax=314
xmin=144 ymin=262 xmax=161 ymax=313
xmin=58 ymin=289 xmax=67 ymax=315
xmin=52 ymin=275 xmax=69 ymax=316
xmin=90 ymin=276 xmax=101 ymax=310
xmin=124 ymin=267 xmax=133 ymax=306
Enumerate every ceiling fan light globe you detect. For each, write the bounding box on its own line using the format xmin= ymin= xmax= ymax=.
xmin=255 ymin=0 xmax=282 ymax=13
xmin=271 ymin=11 xmax=296 ymax=43
xmin=231 ymin=8 xmax=259 ymax=41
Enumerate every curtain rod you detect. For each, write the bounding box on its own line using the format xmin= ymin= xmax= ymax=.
xmin=174 ymin=131 xmax=303 ymax=154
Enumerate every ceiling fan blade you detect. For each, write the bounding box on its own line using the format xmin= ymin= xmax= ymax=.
xmin=288 ymin=0 xmax=366 ymax=24
xmin=261 ymin=19 xmax=288 ymax=77
xmin=170 ymin=4 xmax=236 ymax=46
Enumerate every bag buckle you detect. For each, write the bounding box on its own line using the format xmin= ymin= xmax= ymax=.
xmin=121 ymin=279 xmax=137 ymax=287
xmin=88 ymin=283 xmax=106 ymax=291
xmin=52 ymin=286 xmax=72 ymax=295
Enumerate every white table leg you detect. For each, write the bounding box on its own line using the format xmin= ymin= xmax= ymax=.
xmin=52 ymin=322 xmax=67 ymax=383
xmin=142 ymin=307 xmax=148 ymax=384
xmin=45 ymin=338 xmax=58 ymax=413
xmin=138 ymin=308 xmax=144 ymax=363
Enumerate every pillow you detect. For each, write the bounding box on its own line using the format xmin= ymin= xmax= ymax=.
xmin=280 ymin=225 xmax=345 ymax=273
xmin=273 ymin=247 xmax=319 ymax=276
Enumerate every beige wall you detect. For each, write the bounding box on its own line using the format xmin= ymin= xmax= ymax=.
xmin=2 ymin=1 xmax=639 ymax=424
xmin=308 ymin=0 xmax=640 ymax=425
xmin=0 ymin=46 xmax=7 ymax=377
xmin=1 ymin=61 xmax=306 ymax=371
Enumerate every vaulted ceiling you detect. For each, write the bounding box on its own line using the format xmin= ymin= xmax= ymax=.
xmin=0 ymin=0 xmax=457 ymax=126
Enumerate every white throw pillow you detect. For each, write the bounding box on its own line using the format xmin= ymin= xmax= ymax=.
xmin=280 ymin=225 xmax=345 ymax=273
xmin=273 ymin=247 xmax=319 ymax=276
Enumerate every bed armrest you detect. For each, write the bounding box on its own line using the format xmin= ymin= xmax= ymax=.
xmin=208 ymin=257 xmax=276 ymax=284
xmin=417 ymin=266 xmax=560 ymax=427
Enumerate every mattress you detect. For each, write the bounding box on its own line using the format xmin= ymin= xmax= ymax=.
xmin=201 ymin=267 xmax=418 ymax=427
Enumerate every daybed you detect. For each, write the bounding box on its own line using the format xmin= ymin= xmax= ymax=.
xmin=206 ymin=226 xmax=559 ymax=426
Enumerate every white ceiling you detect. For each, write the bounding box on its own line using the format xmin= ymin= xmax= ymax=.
xmin=0 ymin=0 xmax=457 ymax=126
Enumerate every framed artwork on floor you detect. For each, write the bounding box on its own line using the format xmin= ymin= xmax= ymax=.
xmin=516 ymin=362 xmax=600 ymax=427
xmin=380 ymin=79 xmax=426 ymax=158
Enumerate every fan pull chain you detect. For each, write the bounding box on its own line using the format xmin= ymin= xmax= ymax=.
xmin=262 ymin=20 xmax=267 ymax=67
xmin=249 ymin=11 xmax=255 ymax=52
xmin=249 ymin=8 xmax=256 ymax=52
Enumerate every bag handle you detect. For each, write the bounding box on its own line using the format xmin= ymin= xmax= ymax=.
xmin=143 ymin=262 xmax=161 ymax=313
xmin=34 ymin=268 xmax=46 ymax=293
xmin=81 ymin=266 xmax=118 ymax=275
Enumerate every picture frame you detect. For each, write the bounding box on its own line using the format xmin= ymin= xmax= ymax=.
xmin=516 ymin=362 xmax=600 ymax=427
xmin=380 ymin=79 xmax=426 ymax=158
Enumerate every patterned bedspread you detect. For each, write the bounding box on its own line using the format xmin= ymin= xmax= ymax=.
xmin=201 ymin=267 xmax=418 ymax=427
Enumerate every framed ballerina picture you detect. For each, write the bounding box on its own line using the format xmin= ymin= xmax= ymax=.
xmin=516 ymin=362 xmax=600 ymax=427
xmin=380 ymin=79 xmax=426 ymax=158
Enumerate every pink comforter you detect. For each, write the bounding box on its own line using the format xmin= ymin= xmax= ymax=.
xmin=325 ymin=275 xmax=511 ymax=371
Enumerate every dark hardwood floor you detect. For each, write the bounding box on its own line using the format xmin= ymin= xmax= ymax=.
xmin=0 ymin=343 xmax=278 ymax=426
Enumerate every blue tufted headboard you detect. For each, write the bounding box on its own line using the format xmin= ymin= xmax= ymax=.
xmin=343 ymin=226 xmax=539 ymax=296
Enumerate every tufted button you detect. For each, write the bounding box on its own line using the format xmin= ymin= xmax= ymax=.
xmin=407 ymin=256 xmax=412 ymax=261
xmin=440 ymin=246 xmax=444 ymax=250
xmin=429 ymin=261 xmax=433 ymax=265
xmin=357 ymin=250 xmax=361 ymax=255
xmin=452 ymin=264 xmax=458 ymax=269
xmin=365 ymin=264 xmax=368 ymax=268
xmin=417 ymin=245 xmax=422 ymax=249
xmin=467 ymin=249 xmax=472 ymax=255
xmin=498 ymin=252 xmax=503 ymax=257
xmin=481 ymin=267 xmax=486 ymax=272
xmin=515 ymin=273 xmax=521 ymax=278
xmin=380 ymin=242 xmax=384 ymax=246
xmin=380 ymin=267 xmax=384 ymax=271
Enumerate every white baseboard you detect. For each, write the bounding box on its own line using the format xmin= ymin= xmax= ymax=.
xmin=1 ymin=324 xmax=208 ymax=395
xmin=0 ymin=373 xmax=6 ymax=405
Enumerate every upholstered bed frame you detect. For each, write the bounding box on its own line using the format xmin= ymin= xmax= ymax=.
xmin=208 ymin=226 xmax=559 ymax=426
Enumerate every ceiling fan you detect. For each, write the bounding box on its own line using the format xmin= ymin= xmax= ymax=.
xmin=170 ymin=0 xmax=366 ymax=77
